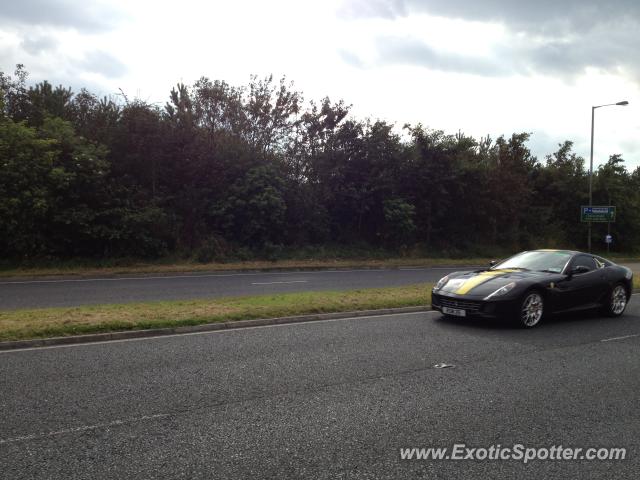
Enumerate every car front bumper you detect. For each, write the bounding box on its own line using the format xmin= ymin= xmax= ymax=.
xmin=431 ymin=291 xmax=520 ymax=319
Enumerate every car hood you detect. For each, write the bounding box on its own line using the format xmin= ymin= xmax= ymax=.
xmin=438 ymin=269 xmax=553 ymax=297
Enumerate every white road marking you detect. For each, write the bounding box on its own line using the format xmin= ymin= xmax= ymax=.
xmin=251 ymin=280 xmax=308 ymax=285
xmin=0 ymin=413 xmax=170 ymax=445
xmin=601 ymin=334 xmax=639 ymax=342
xmin=0 ymin=267 xmax=450 ymax=285
xmin=0 ymin=311 xmax=437 ymax=354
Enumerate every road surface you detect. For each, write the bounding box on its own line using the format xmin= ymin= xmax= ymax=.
xmin=2 ymin=263 xmax=637 ymax=310
xmin=1 ymin=296 xmax=638 ymax=479
xmin=0 ymin=267 xmax=461 ymax=309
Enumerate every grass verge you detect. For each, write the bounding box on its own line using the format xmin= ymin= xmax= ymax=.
xmin=1 ymin=274 xmax=636 ymax=343
xmin=2 ymin=253 xmax=639 ymax=279
xmin=0 ymin=284 xmax=433 ymax=342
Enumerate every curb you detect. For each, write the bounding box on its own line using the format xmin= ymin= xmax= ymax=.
xmin=0 ymin=305 xmax=431 ymax=351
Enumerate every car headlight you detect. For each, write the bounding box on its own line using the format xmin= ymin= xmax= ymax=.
xmin=434 ymin=275 xmax=449 ymax=290
xmin=483 ymin=282 xmax=516 ymax=300
xmin=625 ymin=268 xmax=633 ymax=280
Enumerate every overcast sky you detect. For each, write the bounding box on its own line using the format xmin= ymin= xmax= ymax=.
xmin=1 ymin=0 xmax=638 ymax=169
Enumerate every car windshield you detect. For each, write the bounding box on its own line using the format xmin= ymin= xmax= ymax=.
xmin=492 ymin=251 xmax=572 ymax=273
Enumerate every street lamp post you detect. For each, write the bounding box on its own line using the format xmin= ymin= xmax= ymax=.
xmin=587 ymin=100 xmax=628 ymax=252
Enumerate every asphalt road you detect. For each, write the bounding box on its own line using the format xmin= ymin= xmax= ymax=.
xmin=1 ymin=297 xmax=638 ymax=479
xmin=0 ymin=267 xmax=460 ymax=310
xmin=2 ymin=263 xmax=638 ymax=311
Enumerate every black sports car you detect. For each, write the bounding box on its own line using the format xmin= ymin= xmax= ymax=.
xmin=431 ymin=250 xmax=633 ymax=327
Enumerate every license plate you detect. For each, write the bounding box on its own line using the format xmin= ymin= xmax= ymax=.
xmin=442 ymin=307 xmax=466 ymax=317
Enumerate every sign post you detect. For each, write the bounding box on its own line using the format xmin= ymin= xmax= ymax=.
xmin=581 ymin=206 xmax=616 ymax=223
xmin=581 ymin=206 xmax=615 ymax=253
xmin=605 ymin=233 xmax=612 ymax=253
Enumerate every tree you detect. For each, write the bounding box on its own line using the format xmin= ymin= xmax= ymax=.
xmin=530 ymin=141 xmax=587 ymax=246
xmin=594 ymin=155 xmax=639 ymax=250
xmin=0 ymin=116 xmax=57 ymax=255
xmin=4 ymin=64 xmax=640 ymax=260
xmin=244 ymin=75 xmax=302 ymax=154
xmin=213 ymin=165 xmax=287 ymax=247
xmin=382 ymin=198 xmax=416 ymax=247
xmin=0 ymin=64 xmax=29 ymax=121
xmin=25 ymin=81 xmax=74 ymax=127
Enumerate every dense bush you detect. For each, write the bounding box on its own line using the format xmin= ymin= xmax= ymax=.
xmin=1 ymin=64 xmax=639 ymax=260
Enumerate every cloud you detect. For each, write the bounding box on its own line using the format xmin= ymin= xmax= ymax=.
xmin=0 ymin=0 xmax=124 ymax=32
xmin=374 ymin=36 xmax=508 ymax=76
xmin=369 ymin=31 xmax=640 ymax=80
xmin=80 ymin=50 xmax=127 ymax=78
xmin=338 ymin=49 xmax=366 ymax=68
xmin=340 ymin=0 xmax=640 ymax=33
xmin=20 ymin=34 xmax=58 ymax=55
xmin=338 ymin=1 xmax=640 ymax=81
xmin=339 ymin=0 xmax=406 ymax=19
xmin=502 ymin=21 xmax=640 ymax=79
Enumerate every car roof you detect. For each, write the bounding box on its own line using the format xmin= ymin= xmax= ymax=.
xmin=529 ymin=249 xmax=579 ymax=255
xmin=528 ymin=250 xmax=616 ymax=264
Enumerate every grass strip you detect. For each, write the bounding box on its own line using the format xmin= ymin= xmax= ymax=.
xmin=1 ymin=274 xmax=637 ymax=343
xmin=0 ymin=284 xmax=433 ymax=342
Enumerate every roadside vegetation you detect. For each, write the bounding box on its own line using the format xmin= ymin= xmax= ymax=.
xmin=1 ymin=275 xmax=637 ymax=342
xmin=0 ymin=253 xmax=638 ymax=279
xmin=0 ymin=284 xmax=433 ymax=341
xmin=2 ymin=64 xmax=640 ymax=270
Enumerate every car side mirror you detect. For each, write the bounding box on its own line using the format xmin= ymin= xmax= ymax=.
xmin=489 ymin=260 xmax=497 ymax=268
xmin=568 ymin=265 xmax=589 ymax=277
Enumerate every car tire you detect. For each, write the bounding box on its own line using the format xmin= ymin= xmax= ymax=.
xmin=604 ymin=283 xmax=628 ymax=317
xmin=519 ymin=290 xmax=544 ymax=328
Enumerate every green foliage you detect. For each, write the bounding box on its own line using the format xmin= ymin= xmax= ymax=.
xmin=2 ymin=63 xmax=640 ymax=261
xmin=383 ymin=198 xmax=416 ymax=247
xmin=194 ymin=235 xmax=232 ymax=263
xmin=0 ymin=117 xmax=57 ymax=254
xmin=0 ymin=110 xmax=170 ymax=257
xmin=213 ymin=165 xmax=287 ymax=247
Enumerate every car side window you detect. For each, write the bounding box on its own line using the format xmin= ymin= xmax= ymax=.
xmin=571 ymin=255 xmax=597 ymax=273
xmin=594 ymin=257 xmax=606 ymax=269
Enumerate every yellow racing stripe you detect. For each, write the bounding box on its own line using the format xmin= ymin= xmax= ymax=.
xmin=454 ymin=269 xmax=518 ymax=295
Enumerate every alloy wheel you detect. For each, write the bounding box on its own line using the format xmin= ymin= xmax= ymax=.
xmin=611 ymin=285 xmax=627 ymax=315
xmin=521 ymin=292 xmax=544 ymax=327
